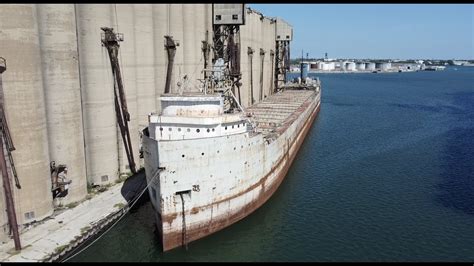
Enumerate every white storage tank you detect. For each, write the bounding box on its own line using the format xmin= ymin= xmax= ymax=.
xmin=340 ymin=61 xmax=347 ymax=71
xmin=327 ymin=62 xmax=335 ymax=70
xmin=346 ymin=62 xmax=356 ymax=71
xmin=366 ymin=62 xmax=376 ymax=71
xmin=356 ymin=62 xmax=366 ymax=71
xmin=317 ymin=61 xmax=324 ymax=70
xmin=381 ymin=62 xmax=392 ymax=71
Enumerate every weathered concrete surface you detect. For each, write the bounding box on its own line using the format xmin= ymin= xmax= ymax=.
xmin=0 ymin=183 xmax=126 ymax=262
xmin=0 ymin=3 xmax=292 ymax=243
xmin=37 ymin=4 xmax=88 ymax=203
xmin=0 ymin=4 xmax=53 ymax=228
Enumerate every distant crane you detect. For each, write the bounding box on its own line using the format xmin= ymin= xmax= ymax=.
xmin=100 ymin=27 xmax=136 ymax=174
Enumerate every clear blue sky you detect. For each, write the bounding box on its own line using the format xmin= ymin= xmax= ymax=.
xmin=249 ymin=4 xmax=474 ymax=60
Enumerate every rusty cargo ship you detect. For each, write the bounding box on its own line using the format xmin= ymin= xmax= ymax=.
xmin=142 ymin=77 xmax=321 ymax=251
xmin=140 ymin=3 xmax=321 ymax=252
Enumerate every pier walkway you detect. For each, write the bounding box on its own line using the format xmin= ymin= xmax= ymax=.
xmin=0 ymin=182 xmax=128 ymax=262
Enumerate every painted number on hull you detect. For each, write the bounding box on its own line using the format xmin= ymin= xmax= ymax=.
xmin=192 ymin=185 xmax=200 ymax=192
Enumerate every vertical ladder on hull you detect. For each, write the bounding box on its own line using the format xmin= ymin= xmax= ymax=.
xmin=179 ymin=193 xmax=188 ymax=250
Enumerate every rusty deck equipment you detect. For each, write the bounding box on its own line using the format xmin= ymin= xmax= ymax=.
xmin=142 ymin=78 xmax=321 ymax=251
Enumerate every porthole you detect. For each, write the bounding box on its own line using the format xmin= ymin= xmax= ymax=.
xmin=201 ymin=152 xmax=205 ymax=156
xmin=232 ymin=125 xmax=234 ymax=129
xmin=238 ymin=124 xmax=240 ymax=128
xmin=233 ymin=147 xmax=236 ymax=150
xmin=196 ymin=129 xmax=200 ymax=133
xmin=212 ymin=128 xmax=215 ymax=132
xmin=225 ymin=126 xmax=228 ymax=130
xmin=169 ymin=128 xmax=172 ymax=131
xmin=187 ymin=128 xmax=191 ymax=132
xmin=217 ymin=150 xmax=220 ymax=153
xmin=182 ymin=154 xmax=185 ymax=158
xmin=178 ymin=128 xmax=182 ymax=132
xmin=207 ymin=128 xmax=210 ymax=133
xmin=159 ymin=127 xmax=163 ymax=131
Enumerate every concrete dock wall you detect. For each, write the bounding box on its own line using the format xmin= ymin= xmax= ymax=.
xmin=0 ymin=4 xmax=289 ymax=240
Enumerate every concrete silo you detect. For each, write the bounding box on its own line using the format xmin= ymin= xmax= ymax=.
xmin=182 ymin=4 xmax=196 ymax=90
xmin=239 ymin=8 xmax=251 ymax=108
xmin=194 ymin=4 xmax=208 ymax=85
xmin=76 ymin=4 xmax=119 ymax=185
xmin=134 ymin=5 xmax=156 ymax=129
xmin=0 ymin=4 xmax=53 ymax=226
xmin=169 ymin=4 xmax=184 ymax=94
xmin=114 ymin=4 xmax=140 ymax=172
xmin=261 ymin=17 xmax=272 ymax=99
xmin=152 ymin=4 xmax=168 ymax=112
xmin=37 ymin=4 xmax=87 ymax=202
xmin=253 ymin=12 xmax=262 ymax=103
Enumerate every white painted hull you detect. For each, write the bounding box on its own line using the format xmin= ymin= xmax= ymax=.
xmin=143 ymin=89 xmax=321 ymax=251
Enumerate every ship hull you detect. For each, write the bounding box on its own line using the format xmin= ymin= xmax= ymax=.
xmin=162 ymin=100 xmax=320 ymax=251
xmin=143 ymin=89 xmax=321 ymax=251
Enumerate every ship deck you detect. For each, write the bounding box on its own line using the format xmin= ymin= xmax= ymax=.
xmin=247 ymin=89 xmax=317 ymax=141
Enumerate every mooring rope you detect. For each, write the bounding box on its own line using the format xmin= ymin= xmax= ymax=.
xmin=61 ymin=169 xmax=160 ymax=262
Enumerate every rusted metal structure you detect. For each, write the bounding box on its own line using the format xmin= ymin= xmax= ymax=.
xmin=164 ymin=36 xmax=179 ymax=94
xmin=275 ymin=18 xmax=292 ymax=91
xmin=212 ymin=4 xmax=245 ymax=110
xmin=101 ymin=27 xmax=136 ymax=174
xmin=0 ymin=57 xmax=21 ymax=250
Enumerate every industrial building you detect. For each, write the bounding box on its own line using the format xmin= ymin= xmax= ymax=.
xmin=0 ymin=4 xmax=292 ymax=243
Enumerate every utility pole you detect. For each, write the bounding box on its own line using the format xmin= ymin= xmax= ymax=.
xmin=0 ymin=57 xmax=21 ymax=251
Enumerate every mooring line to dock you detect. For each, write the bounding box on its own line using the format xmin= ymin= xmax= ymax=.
xmin=61 ymin=170 xmax=161 ymax=262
